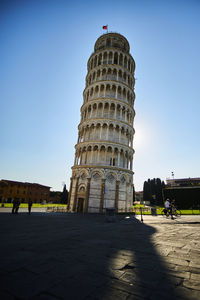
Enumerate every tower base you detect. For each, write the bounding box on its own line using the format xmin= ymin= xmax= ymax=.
xmin=68 ymin=166 xmax=133 ymax=213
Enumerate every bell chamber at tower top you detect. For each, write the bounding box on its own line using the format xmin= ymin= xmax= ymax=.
xmin=94 ymin=33 xmax=130 ymax=52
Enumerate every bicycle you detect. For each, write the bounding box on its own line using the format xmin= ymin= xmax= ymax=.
xmin=172 ymin=207 xmax=181 ymax=217
xmin=161 ymin=207 xmax=181 ymax=218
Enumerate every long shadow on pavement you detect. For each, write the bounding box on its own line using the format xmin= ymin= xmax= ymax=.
xmin=0 ymin=213 xmax=195 ymax=300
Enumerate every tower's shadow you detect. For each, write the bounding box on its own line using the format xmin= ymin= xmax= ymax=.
xmin=77 ymin=215 xmax=190 ymax=300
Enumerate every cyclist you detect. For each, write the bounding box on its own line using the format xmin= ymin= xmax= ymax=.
xmin=169 ymin=199 xmax=175 ymax=219
xmin=164 ymin=199 xmax=170 ymax=217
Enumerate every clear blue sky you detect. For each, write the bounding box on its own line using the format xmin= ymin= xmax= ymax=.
xmin=1 ymin=0 xmax=200 ymax=191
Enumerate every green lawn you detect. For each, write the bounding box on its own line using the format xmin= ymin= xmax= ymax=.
xmin=1 ymin=203 xmax=67 ymax=208
xmin=132 ymin=206 xmax=200 ymax=215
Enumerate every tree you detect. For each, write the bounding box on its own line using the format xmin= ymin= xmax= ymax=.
xmin=61 ymin=184 xmax=68 ymax=204
xmin=143 ymin=180 xmax=152 ymax=202
xmin=143 ymin=178 xmax=165 ymax=205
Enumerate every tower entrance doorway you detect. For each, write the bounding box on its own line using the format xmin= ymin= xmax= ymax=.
xmin=77 ymin=198 xmax=84 ymax=213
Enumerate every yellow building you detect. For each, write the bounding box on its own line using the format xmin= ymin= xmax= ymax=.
xmin=0 ymin=179 xmax=50 ymax=203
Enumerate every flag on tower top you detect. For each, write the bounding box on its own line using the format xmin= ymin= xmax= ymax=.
xmin=102 ymin=25 xmax=108 ymax=30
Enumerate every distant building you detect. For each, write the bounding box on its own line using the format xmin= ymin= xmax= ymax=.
xmin=166 ymin=177 xmax=200 ymax=187
xmin=135 ymin=191 xmax=143 ymax=203
xmin=164 ymin=177 xmax=200 ymax=209
xmin=49 ymin=191 xmax=62 ymax=203
xmin=0 ymin=179 xmax=50 ymax=203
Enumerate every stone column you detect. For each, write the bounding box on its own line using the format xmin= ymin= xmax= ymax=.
xmin=108 ymin=104 xmax=111 ymax=118
xmin=111 ymin=150 xmax=114 ymax=166
xmin=115 ymin=180 xmax=120 ymax=212
xmin=91 ymin=147 xmax=94 ymax=164
xmin=118 ymin=151 xmax=120 ymax=167
xmin=67 ymin=177 xmax=73 ymax=211
xmin=114 ymin=105 xmax=117 ymax=119
xmin=100 ymin=125 xmax=103 ymax=139
xmin=84 ymin=177 xmax=91 ymax=212
xmin=97 ymin=147 xmax=100 ymax=163
xmin=99 ymin=179 xmax=105 ymax=213
xmin=85 ymin=149 xmax=88 ymax=164
xmin=119 ymin=128 xmax=121 ymax=143
xmin=104 ymin=149 xmax=107 ymax=164
xmin=120 ymin=108 xmax=122 ymax=120
xmin=106 ymin=126 xmax=109 ymax=140
xmin=125 ymin=110 xmax=127 ymax=122
xmin=72 ymin=177 xmax=79 ymax=212
xmin=80 ymin=150 xmax=83 ymax=165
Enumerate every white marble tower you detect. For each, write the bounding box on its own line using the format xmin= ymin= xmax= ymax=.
xmin=68 ymin=32 xmax=136 ymax=213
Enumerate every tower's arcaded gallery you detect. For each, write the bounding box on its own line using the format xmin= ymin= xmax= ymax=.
xmin=68 ymin=32 xmax=136 ymax=213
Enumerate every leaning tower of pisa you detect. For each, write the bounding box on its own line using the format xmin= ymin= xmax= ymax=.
xmin=68 ymin=32 xmax=136 ymax=213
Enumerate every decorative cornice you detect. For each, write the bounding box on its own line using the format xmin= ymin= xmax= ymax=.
xmin=80 ymin=97 xmax=135 ymax=113
xmin=83 ymin=80 xmax=135 ymax=96
xmin=75 ymin=140 xmax=135 ymax=152
xmin=72 ymin=165 xmax=134 ymax=175
xmin=78 ymin=117 xmax=135 ymax=132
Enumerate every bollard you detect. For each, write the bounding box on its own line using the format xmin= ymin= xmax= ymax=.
xmin=140 ymin=207 xmax=143 ymax=223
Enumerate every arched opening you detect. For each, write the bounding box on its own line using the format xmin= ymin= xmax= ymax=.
xmin=109 ymin=124 xmax=114 ymax=141
xmin=110 ymin=103 xmax=115 ymax=118
xmin=116 ymin=104 xmax=121 ymax=120
xmin=106 ymin=38 xmax=111 ymax=46
xmin=103 ymin=52 xmax=107 ymax=64
xmin=94 ymin=56 xmax=97 ymax=68
xmin=97 ymin=102 xmax=103 ymax=117
xmin=104 ymin=103 xmax=109 ymax=118
xmin=77 ymin=198 xmax=85 ymax=213
xmin=111 ymin=85 xmax=116 ymax=98
xmin=106 ymin=146 xmax=112 ymax=165
xmin=107 ymin=68 xmax=112 ymax=80
xmin=87 ymin=146 xmax=92 ymax=164
xmin=102 ymin=68 xmax=106 ymax=80
xmin=99 ymin=145 xmax=106 ymax=165
xmin=114 ymin=52 xmax=118 ymax=64
xmin=113 ymin=148 xmax=118 ymax=166
xmin=113 ymin=69 xmax=117 ymax=80
xmin=95 ymin=123 xmax=101 ymax=140
xmin=124 ymin=56 xmax=127 ymax=68
xmin=93 ymin=145 xmax=98 ymax=163
xmin=117 ymin=86 xmax=122 ymax=99
xmin=92 ymin=103 xmax=97 ymax=118
xmin=118 ymin=70 xmax=122 ymax=82
xmin=97 ymin=69 xmax=101 ymax=80
xmin=115 ymin=125 xmax=120 ymax=142
xmin=92 ymin=72 xmax=96 ymax=81
xmin=108 ymin=51 xmax=113 ymax=64
xmin=102 ymin=123 xmax=107 ymax=140
xmin=123 ymin=72 xmax=126 ymax=83
xmin=98 ymin=54 xmax=102 ymax=66
xmin=100 ymin=85 xmax=104 ymax=97
xmin=106 ymin=84 xmax=110 ymax=97
xmin=94 ymin=86 xmax=99 ymax=98
xmin=119 ymin=53 xmax=123 ymax=66
xmin=123 ymin=88 xmax=126 ymax=101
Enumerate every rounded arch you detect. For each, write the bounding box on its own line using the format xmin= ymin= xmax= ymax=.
xmin=91 ymin=168 xmax=104 ymax=179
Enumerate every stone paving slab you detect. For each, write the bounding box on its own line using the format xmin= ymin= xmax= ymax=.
xmin=0 ymin=213 xmax=200 ymax=300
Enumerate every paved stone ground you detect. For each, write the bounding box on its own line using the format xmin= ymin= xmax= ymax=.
xmin=0 ymin=211 xmax=200 ymax=300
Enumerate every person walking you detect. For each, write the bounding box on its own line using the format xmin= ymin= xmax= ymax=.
xmin=12 ymin=198 xmax=17 ymax=214
xmin=15 ymin=199 xmax=20 ymax=214
xmin=28 ymin=199 xmax=33 ymax=215
xmin=164 ymin=198 xmax=170 ymax=216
